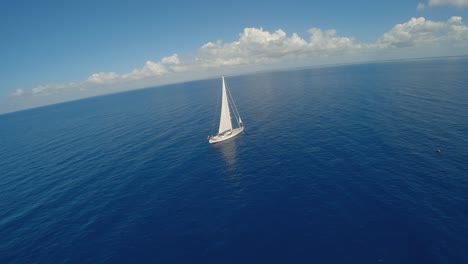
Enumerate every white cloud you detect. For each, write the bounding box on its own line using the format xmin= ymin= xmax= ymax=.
xmin=4 ymin=16 xmax=468 ymax=114
xmin=428 ymin=0 xmax=468 ymax=7
xmin=161 ymin=53 xmax=181 ymax=65
xmin=31 ymin=82 xmax=81 ymax=95
xmin=417 ymin=3 xmax=426 ymax=11
xmin=10 ymin=28 xmax=361 ymax=103
xmin=377 ymin=16 xmax=468 ymax=48
xmin=12 ymin=88 xmax=25 ymax=96
xmin=121 ymin=54 xmax=183 ymax=80
xmin=195 ymin=27 xmax=360 ymax=68
xmin=308 ymin=28 xmax=359 ymax=50
xmin=121 ymin=61 xmax=168 ymax=80
xmin=87 ymin=72 xmax=119 ymax=84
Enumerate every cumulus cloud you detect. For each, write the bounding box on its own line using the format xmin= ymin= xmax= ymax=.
xmin=428 ymin=0 xmax=468 ymax=7
xmin=196 ymin=27 xmax=360 ymax=68
xmin=161 ymin=53 xmax=181 ymax=65
xmin=87 ymin=72 xmax=119 ymax=84
xmin=18 ymin=17 xmax=468 ymax=95
xmin=308 ymin=28 xmax=360 ymax=51
xmin=377 ymin=16 xmax=468 ymax=48
xmin=121 ymin=54 xmax=183 ymax=80
xmin=23 ymin=28 xmax=362 ymax=97
xmin=196 ymin=28 xmax=306 ymax=67
xmin=4 ymin=16 xmax=468 ymax=114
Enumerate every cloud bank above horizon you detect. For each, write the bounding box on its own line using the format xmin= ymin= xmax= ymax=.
xmin=4 ymin=15 xmax=468 ymax=114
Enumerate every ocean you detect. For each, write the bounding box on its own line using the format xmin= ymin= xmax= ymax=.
xmin=1 ymin=57 xmax=467 ymax=263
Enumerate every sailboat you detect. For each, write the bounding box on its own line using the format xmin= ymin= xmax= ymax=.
xmin=208 ymin=77 xmax=244 ymax=144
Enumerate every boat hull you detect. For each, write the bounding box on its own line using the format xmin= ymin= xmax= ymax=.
xmin=209 ymin=127 xmax=244 ymax=144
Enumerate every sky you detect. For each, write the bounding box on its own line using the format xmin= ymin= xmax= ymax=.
xmin=1 ymin=0 xmax=468 ymax=114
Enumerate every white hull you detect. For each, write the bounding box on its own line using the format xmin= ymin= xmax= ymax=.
xmin=209 ymin=127 xmax=244 ymax=144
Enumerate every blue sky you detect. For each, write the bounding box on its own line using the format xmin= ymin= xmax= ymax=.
xmin=1 ymin=0 xmax=468 ymax=113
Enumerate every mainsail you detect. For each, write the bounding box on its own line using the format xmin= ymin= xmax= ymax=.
xmin=208 ymin=76 xmax=244 ymax=144
xmin=218 ymin=77 xmax=232 ymax=134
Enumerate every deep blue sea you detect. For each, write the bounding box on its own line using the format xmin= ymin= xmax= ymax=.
xmin=1 ymin=57 xmax=468 ymax=264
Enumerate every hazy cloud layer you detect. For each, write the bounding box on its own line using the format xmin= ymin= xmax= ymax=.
xmin=3 ymin=16 xmax=468 ymax=114
xmin=429 ymin=0 xmax=468 ymax=7
xmin=417 ymin=3 xmax=427 ymax=11
xmin=12 ymin=89 xmax=24 ymax=96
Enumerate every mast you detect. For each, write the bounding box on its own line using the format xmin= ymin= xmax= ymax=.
xmin=218 ymin=77 xmax=233 ymax=134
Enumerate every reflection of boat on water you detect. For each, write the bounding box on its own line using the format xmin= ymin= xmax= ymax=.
xmin=208 ymin=77 xmax=244 ymax=144
xmin=216 ymin=140 xmax=243 ymax=192
xmin=217 ymin=140 xmax=238 ymax=166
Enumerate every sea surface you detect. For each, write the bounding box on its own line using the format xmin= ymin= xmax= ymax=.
xmin=1 ymin=57 xmax=468 ymax=264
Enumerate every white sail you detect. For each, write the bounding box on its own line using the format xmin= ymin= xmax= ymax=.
xmin=209 ymin=76 xmax=244 ymax=144
xmin=218 ymin=77 xmax=232 ymax=134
